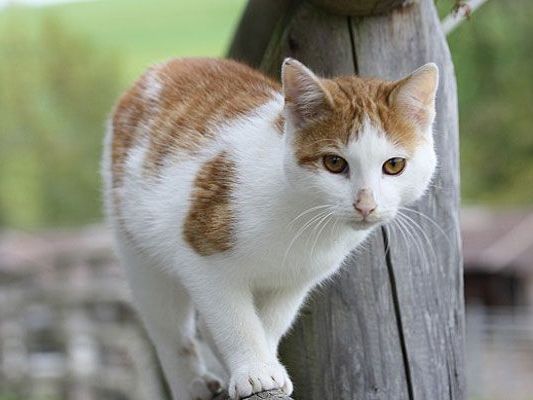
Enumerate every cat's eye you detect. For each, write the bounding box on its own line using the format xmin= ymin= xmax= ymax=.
xmin=383 ymin=157 xmax=406 ymax=176
xmin=323 ymin=155 xmax=348 ymax=174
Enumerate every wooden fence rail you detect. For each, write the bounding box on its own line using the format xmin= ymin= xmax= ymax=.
xmin=0 ymin=226 xmax=167 ymax=400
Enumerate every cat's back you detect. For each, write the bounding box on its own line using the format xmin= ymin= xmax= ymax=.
xmin=103 ymin=58 xmax=285 ymax=252
xmin=108 ymin=58 xmax=282 ymax=188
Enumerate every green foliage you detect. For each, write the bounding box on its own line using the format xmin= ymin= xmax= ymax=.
xmin=0 ymin=0 xmax=531 ymax=229
xmin=445 ymin=0 xmax=533 ymax=205
xmin=0 ymin=0 xmax=246 ymax=229
xmin=0 ymin=395 xmax=21 ymax=400
xmin=0 ymin=0 xmax=247 ymax=81
xmin=0 ymin=13 xmax=121 ymax=228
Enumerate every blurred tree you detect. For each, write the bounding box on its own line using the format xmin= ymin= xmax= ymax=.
xmin=0 ymin=0 xmax=532 ymax=230
xmin=445 ymin=0 xmax=533 ymax=205
xmin=0 ymin=14 xmax=122 ymax=228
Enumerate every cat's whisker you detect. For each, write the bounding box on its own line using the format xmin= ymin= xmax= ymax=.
xmin=305 ymin=208 xmax=333 ymax=248
xmin=307 ymin=208 xmax=333 ymax=240
xmin=291 ymin=209 xmax=331 ymax=242
xmin=308 ymin=212 xmax=333 ymax=260
xmin=288 ymin=204 xmax=333 ymax=227
xmin=385 ymin=221 xmax=410 ymax=266
xmin=390 ymin=220 xmax=409 ymax=257
xmin=398 ymin=211 xmax=439 ymax=263
xmin=398 ymin=207 xmax=451 ymax=246
xmin=309 ymin=211 xmax=336 ymax=259
xmin=331 ymin=214 xmax=341 ymax=238
xmin=383 ymin=223 xmax=393 ymax=256
xmin=395 ymin=214 xmax=428 ymax=267
xmin=396 ymin=212 xmax=436 ymax=268
xmin=282 ymin=208 xmax=333 ymax=268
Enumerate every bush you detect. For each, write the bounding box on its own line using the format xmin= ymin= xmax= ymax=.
xmin=0 ymin=13 xmax=122 ymax=228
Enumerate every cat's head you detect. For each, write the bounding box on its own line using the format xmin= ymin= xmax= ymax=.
xmin=281 ymin=58 xmax=438 ymax=230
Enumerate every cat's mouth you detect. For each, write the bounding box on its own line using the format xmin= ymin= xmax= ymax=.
xmin=348 ymin=219 xmax=381 ymax=230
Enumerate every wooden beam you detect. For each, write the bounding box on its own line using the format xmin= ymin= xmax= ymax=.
xmin=227 ymin=0 xmax=293 ymax=68
xmin=213 ymin=389 xmax=292 ymax=400
xmin=307 ymin=0 xmax=413 ymax=16
xmin=349 ymin=1 xmax=465 ymax=397
xmin=227 ymin=0 xmax=465 ymax=399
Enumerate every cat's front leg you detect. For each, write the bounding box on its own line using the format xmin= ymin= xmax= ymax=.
xmin=184 ymin=276 xmax=293 ymax=399
xmin=256 ymin=286 xmax=310 ymax=356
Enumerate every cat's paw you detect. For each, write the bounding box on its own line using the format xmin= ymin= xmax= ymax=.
xmin=190 ymin=372 xmax=224 ymax=400
xmin=228 ymin=362 xmax=293 ymax=399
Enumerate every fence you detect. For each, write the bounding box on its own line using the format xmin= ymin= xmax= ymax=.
xmin=1 ymin=226 xmax=533 ymax=400
xmin=466 ymin=305 xmax=533 ymax=400
xmin=0 ymin=225 xmax=166 ymax=400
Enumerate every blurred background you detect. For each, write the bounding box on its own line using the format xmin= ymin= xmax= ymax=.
xmin=0 ymin=0 xmax=532 ymax=399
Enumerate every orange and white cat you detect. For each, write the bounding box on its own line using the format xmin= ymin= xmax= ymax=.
xmin=102 ymin=57 xmax=438 ymax=400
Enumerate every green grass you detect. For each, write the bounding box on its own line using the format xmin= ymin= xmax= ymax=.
xmin=0 ymin=0 xmax=532 ymax=229
xmin=0 ymin=0 xmax=247 ymax=83
xmin=0 ymin=0 xmax=247 ymax=229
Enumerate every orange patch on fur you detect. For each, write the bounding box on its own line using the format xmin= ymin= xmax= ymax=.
xmin=274 ymin=113 xmax=285 ymax=134
xmin=110 ymin=58 xmax=281 ymax=181
xmin=293 ymin=77 xmax=421 ymax=169
xmin=144 ymin=58 xmax=280 ymax=172
xmin=183 ymin=152 xmax=236 ymax=256
xmin=111 ymin=70 xmax=152 ymax=187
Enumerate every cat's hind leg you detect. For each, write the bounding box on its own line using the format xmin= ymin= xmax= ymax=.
xmin=117 ymin=240 xmax=222 ymax=400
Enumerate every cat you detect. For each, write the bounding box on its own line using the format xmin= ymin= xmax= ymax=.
xmin=102 ymin=57 xmax=438 ymax=400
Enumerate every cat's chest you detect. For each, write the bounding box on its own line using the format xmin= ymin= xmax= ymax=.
xmin=240 ymin=225 xmax=368 ymax=288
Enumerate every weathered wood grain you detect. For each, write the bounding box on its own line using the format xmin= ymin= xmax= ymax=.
xmin=350 ymin=1 xmax=466 ymax=398
xmin=227 ymin=0 xmax=293 ymax=68
xmin=279 ymin=234 xmax=411 ymax=399
xmin=307 ymin=0 xmax=413 ymax=16
xmin=227 ymin=0 xmax=465 ymax=399
xmin=213 ymin=389 xmax=292 ymax=400
xmin=260 ymin=2 xmax=354 ymax=79
xmin=259 ymin=5 xmax=415 ymax=399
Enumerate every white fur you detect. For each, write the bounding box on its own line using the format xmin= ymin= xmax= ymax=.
xmin=102 ymin=69 xmax=437 ymax=400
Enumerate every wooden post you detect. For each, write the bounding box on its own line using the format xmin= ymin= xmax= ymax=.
xmin=226 ymin=0 xmax=466 ymax=399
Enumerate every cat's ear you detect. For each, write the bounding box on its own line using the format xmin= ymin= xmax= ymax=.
xmin=391 ymin=63 xmax=439 ymax=129
xmin=281 ymin=58 xmax=333 ymax=129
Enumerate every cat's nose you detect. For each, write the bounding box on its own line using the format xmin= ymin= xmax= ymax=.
xmin=353 ymin=188 xmax=376 ymax=218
